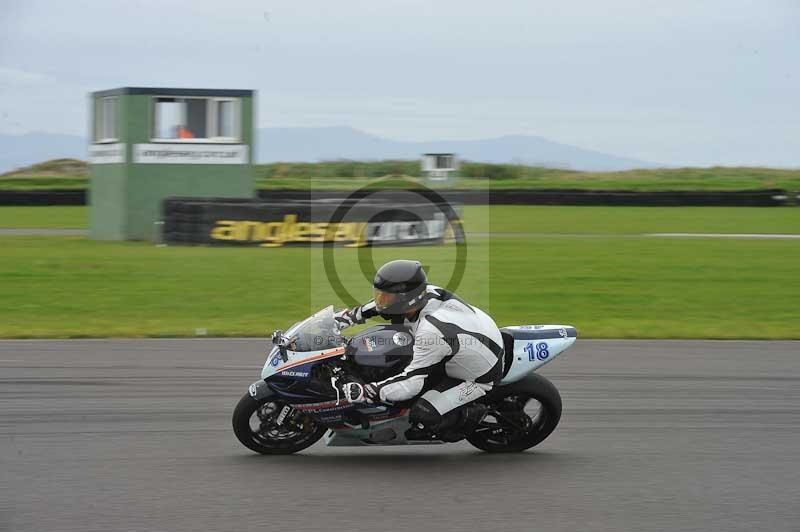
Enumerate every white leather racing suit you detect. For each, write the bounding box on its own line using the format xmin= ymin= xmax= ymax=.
xmin=335 ymin=285 xmax=505 ymax=419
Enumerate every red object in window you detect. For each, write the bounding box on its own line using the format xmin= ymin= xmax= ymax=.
xmin=178 ymin=127 xmax=194 ymax=139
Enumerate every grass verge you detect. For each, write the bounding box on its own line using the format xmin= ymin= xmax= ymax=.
xmin=0 ymin=206 xmax=88 ymax=228
xmin=0 ymin=231 xmax=797 ymax=339
xmin=2 ymin=205 xmax=800 ymax=235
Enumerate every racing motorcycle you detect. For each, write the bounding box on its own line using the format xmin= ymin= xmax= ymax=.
xmin=232 ymin=306 xmax=577 ymax=454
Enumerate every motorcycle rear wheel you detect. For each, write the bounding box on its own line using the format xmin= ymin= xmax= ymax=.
xmin=232 ymin=393 xmax=326 ymax=455
xmin=466 ymin=374 xmax=562 ymax=453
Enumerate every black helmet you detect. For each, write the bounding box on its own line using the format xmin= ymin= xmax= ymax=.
xmin=372 ymin=260 xmax=428 ymax=315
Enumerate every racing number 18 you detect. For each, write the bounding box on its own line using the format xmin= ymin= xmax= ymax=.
xmin=524 ymin=342 xmax=550 ymax=361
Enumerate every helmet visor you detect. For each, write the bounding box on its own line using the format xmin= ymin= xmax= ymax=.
xmin=374 ymin=289 xmax=399 ymax=312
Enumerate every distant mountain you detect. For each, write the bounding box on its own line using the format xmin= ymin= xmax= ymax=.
xmin=0 ymin=127 xmax=660 ymax=173
xmin=257 ymin=127 xmax=660 ymax=171
xmin=0 ymin=133 xmax=87 ymax=174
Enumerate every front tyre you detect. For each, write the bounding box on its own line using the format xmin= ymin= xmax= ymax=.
xmin=232 ymin=392 xmax=326 ymax=455
xmin=467 ymin=373 xmax=562 ymax=453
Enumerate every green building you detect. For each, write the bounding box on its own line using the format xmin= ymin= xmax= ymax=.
xmin=88 ymin=87 xmax=255 ymax=241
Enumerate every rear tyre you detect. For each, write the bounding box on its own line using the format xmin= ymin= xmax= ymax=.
xmin=232 ymin=392 xmax=326 ymax=455
xmin=466 ymin=373 xmax=562 ymax=453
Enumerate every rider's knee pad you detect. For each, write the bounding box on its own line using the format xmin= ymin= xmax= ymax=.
xmin=409 ymin=398 xmax=442 ymax=429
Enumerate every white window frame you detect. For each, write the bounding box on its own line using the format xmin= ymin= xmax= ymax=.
xmin=94 ymin=96 xmax=119 ymax=144
xmin=150 ymin=96 xmax=241 ymax=143
xmin=208 ymin=98 xmax=241 ymax=142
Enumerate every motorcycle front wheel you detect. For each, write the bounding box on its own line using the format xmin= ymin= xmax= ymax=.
xmin=232 ymin=392 xmax=326 ymax=455
xmin=466 ymin=373 xmax=562 ymax=453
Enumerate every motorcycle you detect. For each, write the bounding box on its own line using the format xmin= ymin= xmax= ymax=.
xmin=232 ymin=306 xmax=577 ymax=454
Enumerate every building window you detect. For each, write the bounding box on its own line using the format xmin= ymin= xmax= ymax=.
xmin=436 ymin=155 xmax=454 ymax=169
xmin=94 ymin=97 xmax=118 ymax=142
xmin=216 ymin=100 xmax=236 ymax=139
xmin=152 ymin=97 xmax=240 ymax=142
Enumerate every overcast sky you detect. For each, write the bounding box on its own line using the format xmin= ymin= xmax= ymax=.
xmin=0 ymin=0 xmax=798 ymax=166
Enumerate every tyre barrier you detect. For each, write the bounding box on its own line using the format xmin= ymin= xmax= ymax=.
xmin=0 ymin=189 xmax=87 ymax=206
xmin=0 ymin=188 xmax=791 ymax=207
xmin=256 ymin=189 xmax=790 ymax=207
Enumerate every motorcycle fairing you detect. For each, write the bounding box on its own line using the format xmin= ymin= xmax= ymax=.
xmin=261 ymin=345 xmax=345 ymax=380
xmin=323 ymin=408 xmax=444 ymax=446
xmin=290 ymin=398 xmax=409 ymax=429
xmin=500 ymin=325 xmax=578 ymax=383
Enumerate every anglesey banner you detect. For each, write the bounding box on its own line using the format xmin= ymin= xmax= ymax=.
xmin=162 ymin=198 xmax=463 ymax=247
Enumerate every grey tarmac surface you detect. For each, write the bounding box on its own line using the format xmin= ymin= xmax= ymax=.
xmin=2 ymin=339 xmax=799 ymax=532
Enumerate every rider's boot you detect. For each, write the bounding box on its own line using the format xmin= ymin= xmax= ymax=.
xmin=460 ymin=402 xmax=489 ymax=434
xmin=404 ymin=423 xmax=433 ymax=441
xmin=405 ymin=402 xmax=488 ymax=442
xmin=438 ymin=403 xmax=488 ymax=442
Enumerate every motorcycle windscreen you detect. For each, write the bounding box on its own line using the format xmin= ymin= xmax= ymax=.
xmin=285 ymin=305 xmax=343 ymax=352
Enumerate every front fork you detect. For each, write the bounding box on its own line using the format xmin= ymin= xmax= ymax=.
xmin=249 ymin=380 xmax=315 ymax=432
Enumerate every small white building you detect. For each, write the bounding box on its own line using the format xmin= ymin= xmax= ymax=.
xmin=421 ymin=153 xmax=458 ymax=181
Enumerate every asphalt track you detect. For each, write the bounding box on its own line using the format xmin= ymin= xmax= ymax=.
xmin=2 ymin=339 xmax=799 ymax=532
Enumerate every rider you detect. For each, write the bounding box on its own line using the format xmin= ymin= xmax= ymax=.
xmin=335 ymin=259 xmax=505 ymax=441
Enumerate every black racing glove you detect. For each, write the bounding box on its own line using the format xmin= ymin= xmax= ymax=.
xmin=340 ymin=381 xmax=379 ymax=404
